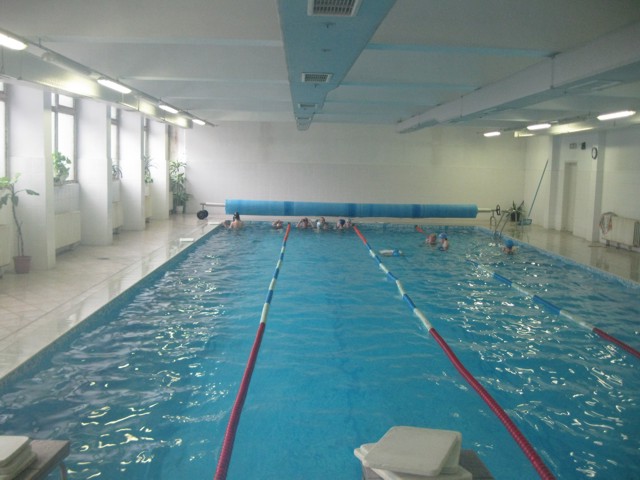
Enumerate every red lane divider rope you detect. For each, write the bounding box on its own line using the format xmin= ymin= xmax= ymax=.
xmin=418 ymin=224 xmax=638 ymax=360
xmin=463 ymin=252 xmax=640 ymax=360
xmin=214 ymin=223 xmax=292 ymax=480
xmin=593 ymin=327 xmax=640 ymax=359
xmin=353 ymin=225 xmax=555 ymax=480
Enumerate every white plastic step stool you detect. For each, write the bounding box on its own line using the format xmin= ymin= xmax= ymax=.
xmin=0 ymin=436 xmax=36 ymax=479
xmin=354 ymin=426 xmax=472 ymax=480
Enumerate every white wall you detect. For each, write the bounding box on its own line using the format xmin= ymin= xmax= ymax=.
xmin=524 ymin=123 xmax=640 ymax=242
xmin=601 ymin=126 xmax=640 ymax=220
xmin=185 ymin=122 xmax=526 ymax=214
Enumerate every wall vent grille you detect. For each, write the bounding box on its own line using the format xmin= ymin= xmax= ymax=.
xmin=308 ymin=0 xmax=362 ymax=17
xmin=302 ymin=72 xmax=333 ymax=83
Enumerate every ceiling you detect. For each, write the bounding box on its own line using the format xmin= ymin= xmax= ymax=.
xmin=2 ymin=0 xmax=640 ymax=135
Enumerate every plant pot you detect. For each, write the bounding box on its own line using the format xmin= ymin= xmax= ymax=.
xmin=13 ymin=255 xmax=31 ymax=274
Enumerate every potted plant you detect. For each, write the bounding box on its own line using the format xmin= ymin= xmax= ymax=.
xmin=0 ymin=174 xmax=40 ymax=274
xmin=144 ymin=155 xmax=154 ymax=184
xmin=53 ymin=151 xmax=71 ymax=185
xmin=169 ymin=159 xmax=190 ymax=214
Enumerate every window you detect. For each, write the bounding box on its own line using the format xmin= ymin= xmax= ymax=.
xmin=109 ymin=107 xmax=121 ymax=179
xmin=51 ymin=93 xmax=76 ymax=182
xmin=0 ymin=83 xmax=6 ymax=177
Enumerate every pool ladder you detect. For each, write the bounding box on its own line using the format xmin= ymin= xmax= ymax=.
xmin=491 ymin=205 xmax=516 ymax=238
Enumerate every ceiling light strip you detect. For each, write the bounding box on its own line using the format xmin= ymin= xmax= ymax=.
xmin=527 ymin=123 xmax=551 ymax=131
xmin=0 ymin=32 xmax=27 ymax=50
xmin=97 ymin=78 xmax=132 ymax=94
xmin=159 ymin=104 xmax=179 ymax=114
xmin=597 ymin=110 xmax=636 ymax=121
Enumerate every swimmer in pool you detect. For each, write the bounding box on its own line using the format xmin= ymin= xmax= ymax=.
xmin=502 ymin=238 xmax=516 ymax=254
xmin=316 ymin=217 xmax=329 ymax=230
xmin=438 ymin=233 xmax=449 ymax=251
xmin=297 ymin=217 xmax=311 ymax=229
xmin=425 ymin=233 xmax=437 ymax=245
xmin=336 ymin=218 xmax=346 ymax=230
xmin=228 ymin=211 xmax=243 ymax=229
xmin=272 ymin=219 xmax=284 ymax=229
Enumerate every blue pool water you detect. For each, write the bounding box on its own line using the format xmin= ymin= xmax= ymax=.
xmin=0 ymin=224 xmax=638 ymax=479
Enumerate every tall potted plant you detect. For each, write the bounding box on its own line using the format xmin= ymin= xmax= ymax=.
xmin=169 ymin=159 xmax=190 ymax=214
xmin=0 ymin=174 xmax=40 ymax=273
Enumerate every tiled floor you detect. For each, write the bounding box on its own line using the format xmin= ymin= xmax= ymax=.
xmin=0 ymin=215 xmax=638 ymax=380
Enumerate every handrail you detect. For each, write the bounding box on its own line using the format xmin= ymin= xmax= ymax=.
xmin=353 ymin=225 xmax=555 ymax=480
xmin=214 ymin=223 xmax=292 ymax=480
xmin=470 ymin=260 xmax=640 ymax=359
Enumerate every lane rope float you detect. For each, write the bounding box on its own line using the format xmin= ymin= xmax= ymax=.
xmin=470 ymin=260 xmax=640 ymax=359
xmin=214 ymin=223 xmax=292 ymax=480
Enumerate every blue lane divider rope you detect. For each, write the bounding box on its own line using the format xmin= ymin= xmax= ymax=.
xmin=468 ymin=259 xmax=640 ymax=359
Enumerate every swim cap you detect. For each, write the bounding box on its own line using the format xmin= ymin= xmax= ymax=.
xmin=505 ymin=239 xmax=514 ymax=248
xmin=438 ymin=233 xmax=448 ymax=240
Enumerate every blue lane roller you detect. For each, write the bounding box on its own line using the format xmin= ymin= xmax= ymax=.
xmin=225 ymin=199 xmax=478 ymax=218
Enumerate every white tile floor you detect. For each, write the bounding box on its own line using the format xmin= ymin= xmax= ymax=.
xmin=0 ymin=214 xmax=638 ymax=380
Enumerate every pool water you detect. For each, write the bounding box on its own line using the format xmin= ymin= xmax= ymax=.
xmin=0 ymin=224 xmax=638 ymax=479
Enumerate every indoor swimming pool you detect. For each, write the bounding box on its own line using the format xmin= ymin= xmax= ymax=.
xmin=0 ymin=223 xmax=638 ymax=479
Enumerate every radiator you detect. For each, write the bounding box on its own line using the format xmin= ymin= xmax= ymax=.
xmin=55 ymin=210 xmax=82 ymax=251
xmin=112 ymin=201 xmax=123 ymax=232
xmin=604 ymin=216 xmax=640 ymax=247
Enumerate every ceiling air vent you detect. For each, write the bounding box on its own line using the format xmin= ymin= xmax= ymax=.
xmin=302 ymin=72 xmax=333 ymax=83
xmin=565 ymin=79 xmax=622 ymax=93
xmin=298 ymin=103 xmax=318 ymax=110
xmin=308 ymin=0 xmax=362 ymax=17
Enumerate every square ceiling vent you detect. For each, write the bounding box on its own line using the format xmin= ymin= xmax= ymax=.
xmin=308 ymin=0 xmax=362 ymax=17
xmin=301 ymin=72 xmax=333 ymax=83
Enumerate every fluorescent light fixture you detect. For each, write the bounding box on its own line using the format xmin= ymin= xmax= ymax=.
xmin=527 ymin=122 xmax=551 ymax=131
xmin=514 ymin=131 xmax=534 ymax=138
xmin=97 ymin=78 xmax=131 ymax=94
xmin=159 ymin=104 xmax=179 ymax=114
xmin=597 ymin=110 xmax=636 ymax=121
xmin=0 ymin=32 xmax=27 ymax=50
xmin=193 ymin=119 xmax=206 ymax=126
xmin=483 ymin=131 xmax=501 ymax=137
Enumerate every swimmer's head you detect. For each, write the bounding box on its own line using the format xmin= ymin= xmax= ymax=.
xmin=339 ymin=219 xmax=345 ymax=226
xmin=504 ymin=239 xmax=514 ymax=248
xmin=438 ymin=233 xmax=448 ymax=240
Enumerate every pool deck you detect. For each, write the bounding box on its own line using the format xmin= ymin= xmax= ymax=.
xmin=0 ymin=214 xmax=638 ymax=380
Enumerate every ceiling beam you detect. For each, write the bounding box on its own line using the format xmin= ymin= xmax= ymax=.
xmin=397 ymin=21 xmax=640 ymax=133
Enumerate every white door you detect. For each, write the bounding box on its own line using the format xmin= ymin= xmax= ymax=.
xmin=562 ymin=163 xmax=577 ymax=232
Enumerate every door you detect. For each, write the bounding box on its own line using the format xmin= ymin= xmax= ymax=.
xmin=562 ymin=162 xmax=577 ymax=232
